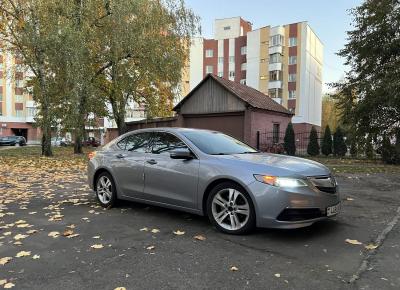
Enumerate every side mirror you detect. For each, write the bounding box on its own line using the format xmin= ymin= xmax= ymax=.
xmin=170 ymin=148 xmax=194 ymax=160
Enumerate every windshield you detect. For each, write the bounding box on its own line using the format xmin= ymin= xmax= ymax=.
xmin=182 ymin=130 xmax=258 ymax=155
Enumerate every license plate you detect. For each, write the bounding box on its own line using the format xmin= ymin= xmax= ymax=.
xmin=327 ymin=203 xmax=340 ymax=216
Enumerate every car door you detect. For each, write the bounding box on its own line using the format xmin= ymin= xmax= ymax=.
xmin=142 ymin=132 xmax=200 ymax=209
xmin=109 ymin=132 xmax=151 ymax=198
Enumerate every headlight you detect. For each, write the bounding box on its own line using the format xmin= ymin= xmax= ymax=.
xmin=254 ymin=175 xmax=308 ymax=188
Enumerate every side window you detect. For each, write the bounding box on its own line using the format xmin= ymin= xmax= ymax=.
xmin=116 ymin=137 xmax=128 ymax=150
xmin=150 ymin=132 xmax=187 ymax=154
xmin=126 ymin=132 xmax=151 ymax=152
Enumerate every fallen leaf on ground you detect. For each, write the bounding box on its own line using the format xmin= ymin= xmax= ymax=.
xmin=15 ymin=251 xmax=31 ymax=258
xmin=151 ymin=229 xmax=160 ymax=234
xmin=346 ymin=197 xmax=354 ymax=201
xmin=91 ymin=244 xmax=104 ymax=249
xmin=67 ymin=224 xmax=76 ymax=229
xmin=14 ymin=234 xmax=28 ymax=240
xmin=345 ymin=239 xmax=363 ymax=245
xmin=63 ymin=229 xmax=74 ymax=237
xmin=3 ymin=232 xmax=11 ymax=236
xmin=13 ymin=241 xmax=22 ymax=246
xmin=0 ymin=280 xmax=7 ymax=286
xmin=365 ymin=244 xmax=378 ymax=250
xmin=16 ymin=224 xmax=30 ymax=228
xmin=139 ymin=227 xmax=148 ymax=232
xmin=48 ymin=231 xmax=60 ymax=238
xmin=14 ymin=220 xmax=26 ymax=224
xmin=114 ymin=287 xmax=126 ymax=290
xmin=26 ymin=230 xmax=38 ymax=234
xmin=67 ymin=234 xmax=80 ymax=239
xmin=173 ymin=230 xmax=185 ymax=236
xmin=229 ymin=266 xmax=239 ymax=271
xmin=32 ymin=255 xmax=40 ymax=259
xmin=146 ymin=245 xmax=155 ymax=250
xmin=274 ymin=273 xmax=281 ymax=278
xmin=193 ymin=235 xmax=206 ymax=241
xmin=4 ymin=282 xmax=15 ymax=289
xmin=92 ymin=236 xmax=100 ymax=239
xmin=0 ymin=257 xmax=12 ymax=265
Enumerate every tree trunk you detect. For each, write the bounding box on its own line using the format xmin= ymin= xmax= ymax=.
xmin=41 ymin=123 xmax=53 ymax=157
xmin=117 ymin=117 xmax=127 ymax=136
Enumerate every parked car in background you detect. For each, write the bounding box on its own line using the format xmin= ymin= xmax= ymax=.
xmin=0 ymin=136 xmax=27 ymax=146
xmin=51 ymin=137 xmax=70 ymax=147
xmin=83 ymin=137 xmax=100 ymax=147
xmin=88 ymin=128 xmax=340 ymax=234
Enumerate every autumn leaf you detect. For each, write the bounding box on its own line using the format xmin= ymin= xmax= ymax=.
xmin=4 ymin=282 xmax=15 ymax=289
xmin=229 ymin=266 xmax=239 ymax=271
xmin=193 ymin=235 xmax=206 ymax=241
xmin=173 ymin=230 xmax=185 ymax=236
xmin=151 ymin=228 xmax=160 ymax=234
xmin=114 ymin=287 xmax=126 ymax=290
xmin=67 ymin=234 xmax=80 ymax=239
xmin=15 ymin=251 xmax=31 ymax=258
xmin=63 ymin=229 xmax=74 ymax=237
xmin=26 ymin=229 xmax=38 ymax=234
xmin=48 ymin=231 xmax=60 ymax=238
xmin=92 ymin=236 xmax=100 ymax=239
xmin=0 ymin=279 xmax=7 ymax=286
xmin=146 ymin=245 xmax=155 ymax=250
xmin=0 ymin=257 xmax=12 ymax=265
xmin=139 ymin=227 xmax=149 ymax=232
xmin=91 ymin=244 xmax=104 ymax=249
xmin=16 ymin=224 xmax=30 ymax=228
xmin=32 ymin=254 xmax=40 ymax=259
xmin=345 ymin=239 xmax=363 ymax=245
xmin=14 ymin=220 xmax=26 ymax=224
xmin=365 ymin=244 xmax=378 ymax=250
xmin=274 ymin=273 xmax=281 ymax=278
xmin=14 ymin=234 xmax=28 ymax=240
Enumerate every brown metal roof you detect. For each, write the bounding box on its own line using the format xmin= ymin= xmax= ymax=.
xmin=174 ymin=74 xmax=292 ymax=115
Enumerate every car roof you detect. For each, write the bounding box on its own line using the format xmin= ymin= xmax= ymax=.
xmin=130 ymin=127 xmax=219 ymax=134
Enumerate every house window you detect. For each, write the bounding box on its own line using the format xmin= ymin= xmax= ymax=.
xmin=270 ymin=34 xmax=284 ymax=47
xmin=288 ymin=73 xmax=296 ymax=82
xmin=229 ymin=56 xmax=235 ymax=63
xmin=229 ymin=71 xmax=235 ymax=78
xmin=217 ymin=71 xmax=223 ymax=77
xmin=240 ymin=46 xmax=247 ymax=55
xmin=15 ymin=95 xmax=24 ymax=102
xmin=218 ymin=57 xmax=224 ymax=64
xmin=27 ymin=107 xmax=36 ymax=117
xmin=15 ymin=79 xmax=24 ymax=88
xmin=0 ymin=93 xmax=2 ymax=102
xmin=205 ymin=49 xmax=214 ymax=58
xmin=268 ymin=89 xmax=283 ymax=98
xmin=205 ymin=65 xmax=213 ymax=74
xmin=289 ymin=37 xmax=297 ymax=47
xmin=224 ymin=26 xmax=231 ymax=30
xmin=241 ymin=63 xmax=247 ymax=71
xmin=273 ymin=124 xmax=280 ymax=144
xmin=15 ymin=109 xmax=23 ymax=117
xmin=289 ymin=56 xmax=297 ymax=65
xmin=289 ymin=90 xmax=296 ymax=99
xmin=269 ymin=53 xmax=282 ymax=64
xmin=269 ymin=70 xmax=282 ymax=81
xmin=240 ymin=79 xmax=246 ymax=85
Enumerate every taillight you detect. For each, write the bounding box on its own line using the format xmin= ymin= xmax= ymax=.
xmin=88 ymin=151 xmax=97 ymax=160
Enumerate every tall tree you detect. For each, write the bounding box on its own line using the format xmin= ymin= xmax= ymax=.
xmin=321 ymin=125 xmax=333 ymax=156
xmin=307 ymin=126 xmax=320 ymax=156
xmin=333 ymin=126 xmax=347 ymax=157
xmin=321 ymin=95 xmax=341 ymax=132
xmin=284 ymin=122 xmax=296 ymax=156
xmin=332 ymin=0 xmax=400 ymax=144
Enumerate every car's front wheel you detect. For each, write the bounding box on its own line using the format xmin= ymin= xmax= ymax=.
xmin=207 ymin=182 xmax=256 ymax=234
xmin=95 ymin=172 xmax=117 ymax=208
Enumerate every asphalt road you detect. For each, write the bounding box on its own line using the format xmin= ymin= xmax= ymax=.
xmin=1 ymin=164 xmax=399 ymax=289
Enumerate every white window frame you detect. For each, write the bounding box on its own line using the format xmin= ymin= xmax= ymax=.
xmin=218 ymin=57 xmax=224 ymax=64
xmin=15 ymin=94 xmax=24 ymax=102
xmin=288 ymin=56 xmax=297 ymax=65
xmin=241 ymin=63 xmax=247 ymax=71
xmin=217 ymin=71 xmax=223 ymax=77
xmin=240 ymin=46 xmax=247 ymax=55
xmin=15 ymin=110 xmax=24 ymax=118
xmin=205 ymin=49 xmax=214 ymax=58
xmin=288 ymin=74 xmax=296 ymax=82
xmin=229 ymin=71 xmax=235 ymax=78
xmin=289 ymin=90 xmax=296 ymax=99
xmin=289 ymin=37 xmax=297 ymax=47
xmin=270 ymin=34 xmax=284 ymax=47
xmin=229 ymin=56 xmax=235 ymax=63
xmin=240 ymin=79 xmax=246 ymax=85
xmin=205 ymin=65 xmax=213 ymax=74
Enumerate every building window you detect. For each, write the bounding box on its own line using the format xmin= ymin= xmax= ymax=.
xmin=15 ymin=80 xmax=24 ymax=88
xmin=217 ymin=71 xmax=223 ymax=77
xmin=205 ymin=49 xmax=214 ymax=58
xmin=273 ymin=124 xmax=280 ymax=144
xmin=269 ymin=70 xmax=283 ymax=81
xmin=218 ymin=57 xmax=224 ymax=64
xmin=15 ymin=94 xmax=24 ymax=102
xmin=269 ymin=53 xmax=282 ymax=64
xmin=240 ymin=46 xmax=247 ymax=55
xmin=270 ymin=34 xmax=284 ymax=47
xmin=241 ymin=63 xmax=247 ymax=71
xmin=229 ymin=71 xmax=235 ymax=78
xmin=289 ymin=90 xmax=296 ymax=99
xmin=289 ymin=37 xmax=297 ymax=47
xmin=0 ymin=94 xmax=2 ymax=102
xmin=206 ymin=65 xmax=213 ymax=74
xmin=289 ymin=56 xmax=297 ymax=65
xmin=268 ymin=88 xmax=283 ymax=98
xmin=229 ymin=56 xmax=235 ymax=63
xmin=27 ymin=107 xmax=36 ymax=117
xmin=240 ymin=79 xmax=246 ymax=85
xmin=224 ymin=26 xmax=231 ymax=30
xmin=15 ymin=110 xmax=23 ymax=117
xmin=288 ymin=73 xmax=296 ymax=82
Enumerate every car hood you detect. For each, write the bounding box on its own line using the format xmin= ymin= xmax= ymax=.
xmin=217 ymin=153 xmax=331 ymax=177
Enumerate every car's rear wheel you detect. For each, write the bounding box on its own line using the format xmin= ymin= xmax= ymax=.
xmin=95 ymin=172 xmax=117 ymax=208
xmin=207 ymin=182 xmax=256 ymax=234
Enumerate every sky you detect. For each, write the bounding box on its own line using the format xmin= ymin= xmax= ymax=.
xmin=185 ymin=0 xmax=363 ymax=93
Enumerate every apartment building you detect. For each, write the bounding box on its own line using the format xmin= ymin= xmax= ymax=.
xmin=183 ymin=17 xmax=323 ymax=131
xmin=0 ymin=52 xmax=40 ymax=143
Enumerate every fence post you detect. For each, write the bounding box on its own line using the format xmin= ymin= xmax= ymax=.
xmin=256 ymin=131 xmax=260 ymax=150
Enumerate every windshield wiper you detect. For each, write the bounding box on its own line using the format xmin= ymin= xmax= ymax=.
xmin=238 ymin=151 xmax=260 ymax=154
xmin=210 ymin=153 xmax=229 ymax=155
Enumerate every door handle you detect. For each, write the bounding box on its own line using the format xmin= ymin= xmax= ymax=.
xmin=116 ymin=153 xmax=125 ymax=159
xmin=146 ymin=159 xmax=157 ymax=165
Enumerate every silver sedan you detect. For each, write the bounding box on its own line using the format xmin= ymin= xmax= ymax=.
xmin=87 ymin=128 xmax=340 ymax=234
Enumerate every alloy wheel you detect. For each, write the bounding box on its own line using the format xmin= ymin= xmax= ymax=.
xmin=96 ymin=175 xmax=113 ymax=205
xmin=211 ymin=188 xmax=250 ymax=231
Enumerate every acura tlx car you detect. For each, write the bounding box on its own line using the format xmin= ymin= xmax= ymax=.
xmin=88 ymin=128 xmax=340 ymax=234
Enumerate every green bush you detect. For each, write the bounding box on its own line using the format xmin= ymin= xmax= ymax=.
xmin=307 ymin=126 xmax=320 ymax=156
xmin=395 ymin=130 xmax=400 ymax=164
xmin=321 ymin=125 xmax=332 ymax=156
xmin=333 ymin=127 xmax=347 ymax=157
xmin=381 ymin=135 xmax=396 ymax=164
xmin=365 ymin=135 xmax=374 ymax=159
xmin=284 ymin=122 xmax=296 ymax=156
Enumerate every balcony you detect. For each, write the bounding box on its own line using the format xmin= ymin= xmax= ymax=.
xmin=269 ymin=63 xmax=282 ymax=71
xmin=272 ymin=98 xmax=282 ymax=105
xmin=268 ymin=81 xmax=282 ymax=90
xmin=269 ymin=46 xmax=283 ymax=55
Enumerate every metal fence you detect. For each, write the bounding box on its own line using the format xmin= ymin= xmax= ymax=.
xmin=258 ymin=131 xmax=323 ymax=156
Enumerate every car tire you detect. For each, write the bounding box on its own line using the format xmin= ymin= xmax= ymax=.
xmin=206 ymin=182 xmax=256 ymax=235
xmin=95 ymin=172 xmax=118 ymax=208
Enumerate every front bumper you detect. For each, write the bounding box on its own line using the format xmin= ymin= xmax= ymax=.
xmin=247 ymin=180 xmax=340 ymax=229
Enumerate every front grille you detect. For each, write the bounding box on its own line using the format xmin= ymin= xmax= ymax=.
xmin=277 ymin=208 xmax=323 ymax=221
xmin=308 ymin=175 xmax=337 ymax=194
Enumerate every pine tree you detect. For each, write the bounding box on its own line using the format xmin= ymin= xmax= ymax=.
xmin=284 ymin=122 xmax=296 ymax=156
xmin=350 ymin=138 xmax=358 ymax=158
xmin=307 ymin=126 xmax=320 ymax=156
xmin=333 ymin=127 xmax=347 ymax=157
xmin=365 ymin=135 xmax=374 ymax=159
xmin=321 ymin=125 xmax=332 ymax=156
